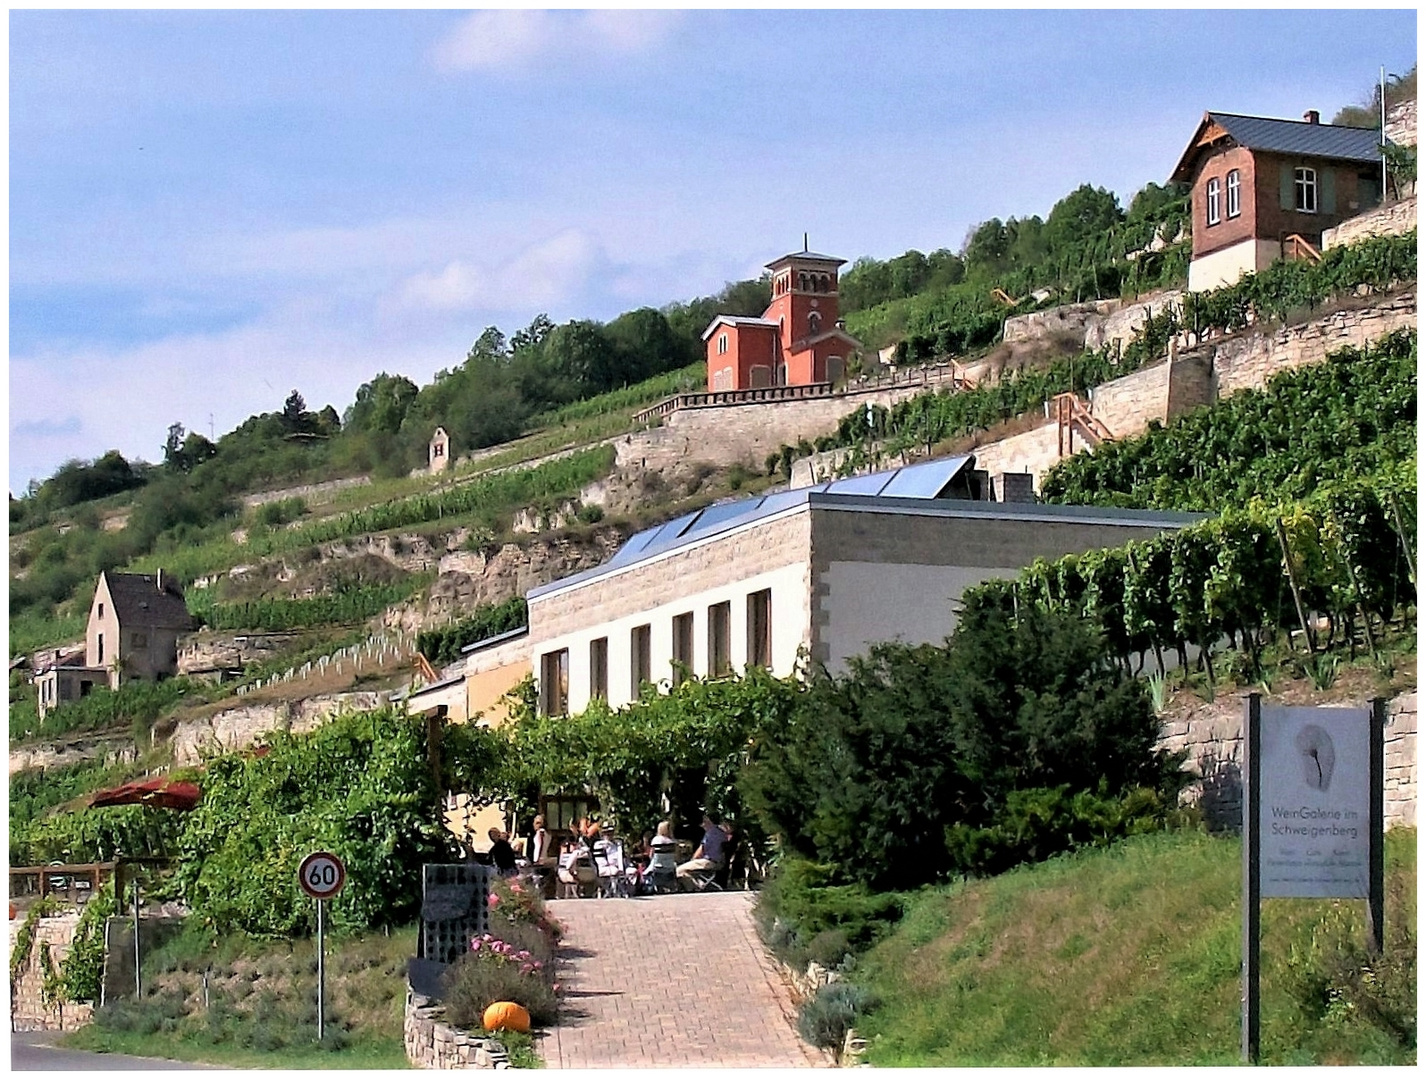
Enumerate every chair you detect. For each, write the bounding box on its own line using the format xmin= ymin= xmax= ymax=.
xmin=682 ymin=859 xmax=724 ymax=892
xmin=595 ymin=839 xmax=629 ymax=898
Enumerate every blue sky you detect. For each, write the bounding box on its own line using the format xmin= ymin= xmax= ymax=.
xmin=8 ymin=9 xmax=1417 ymax=494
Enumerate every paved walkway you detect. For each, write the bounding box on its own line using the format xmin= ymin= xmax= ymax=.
xmin=541 ymin=891 xmax=825 ymax=1068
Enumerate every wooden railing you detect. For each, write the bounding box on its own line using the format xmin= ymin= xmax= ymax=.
xmin=1054 ymin=392 xmax=1116 ymax=457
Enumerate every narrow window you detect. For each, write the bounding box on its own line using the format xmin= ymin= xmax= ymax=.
xmin=718 ymin=333 xmax=729 ymax=355
xmin=1205 ymin=177 xmax=1221 ymax=225
xmin=1295 ymin=167 xmax=1317 ymax=213
xmin=97 ymin=633 xmax=104 ymax=665
xmin=671 ymin=612 xmax=694 ymax=685
xmin=630 ymin=624 xmax=651 ymax=695
xmin=539 ymin=649 xmax=569 ymax=716
xmin=747 ymin=589 xmax=772 ymax=669
xmin=1226 ymin=169 xmax=1241 ymax=218
xmin=98 ymin=603 xmax=104 ymax=618
xmin=808 ymin=311 xmax=821 ymax=335
xmin=589 ymin=637 xmax=608 ymax=701
xmin=708 ymin=602 xmax=731 ymax=677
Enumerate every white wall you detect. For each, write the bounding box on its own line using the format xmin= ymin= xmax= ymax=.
xmin=1188 ymin=239 xmax=1280 ymax=292
xmin=531 ymin=561 xmax=811 ymax=715
xmin=817 ymin=562 xmax=1018 ymax=673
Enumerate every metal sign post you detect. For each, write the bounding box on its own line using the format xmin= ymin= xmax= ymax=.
xmin=1243 ymin=695 xmax=1384 ymax=1063
xmin=298 ymin=851 xmax=346 ymax=1043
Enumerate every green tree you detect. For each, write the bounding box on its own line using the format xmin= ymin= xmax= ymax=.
xmin=740 ymin=606 xmax=1179 ymax=889
xmin=1046 ymin=184 xmax=1124 ymax=256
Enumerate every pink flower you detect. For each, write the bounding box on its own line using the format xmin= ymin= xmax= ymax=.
xmin=470 ymin=940 xmax=483 ymax=952
xmin=488 ymin=893 xmax=500 ymax=907
xmin=552 ymin=983 xmax=561 ymax=992
xmin=532 ymin=961 xmax=543 ymax=970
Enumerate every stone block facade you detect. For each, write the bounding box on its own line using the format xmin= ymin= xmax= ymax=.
xmin=1322 ymin=196 xmax=1417 ymax=249
xmin=404 ymin=991 xmax=511 ymax=1069
xmin=1155 ymin=691 xmax=1416 ymax=831
xmin=8 ymin=911 xmax=94 ymax=1032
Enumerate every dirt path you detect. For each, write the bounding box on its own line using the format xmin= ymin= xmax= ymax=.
xmin=541 ymin=891 xmax=825 ymax=1068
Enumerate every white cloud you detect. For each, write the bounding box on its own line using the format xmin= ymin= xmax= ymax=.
xmin=394 ymin=229 xmax=604 ymax=314
xmin=431 ymin=10 xmax=683 ymax=74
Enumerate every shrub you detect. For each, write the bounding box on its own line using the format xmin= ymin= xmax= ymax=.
xmin=797 ymin=981 xmax=877 ymax=1051
xmin=442 ymin=934 xmax=558 ymax=1029
xmin=1285 ymin=875 xmax=1417 ymax=1049
xmin=754 ymin=858 xmax=905 ymax=968
xmin=740 ymin=606 xmax=1182 ymax=888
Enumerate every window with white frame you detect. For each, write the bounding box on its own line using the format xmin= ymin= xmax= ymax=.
xmin=708 ymin=602 xmax=731 ymax=677
xmin=630 ymin=624 xmax=651 ymax=695
xmin=671 ymin=612 xmax=694 ymax=685
xmin=589 ymin=637 xmax=608 ymax=701
xmin=1205 ymin=177 xmax=1221 ymax=225
xmin=1226 ymin=169 xmax=1241 ymax=218
xmin=1294 ymin=168 xmax=1317 ymax=212
xmin=717 ymin=333 xmax=729 ymax=355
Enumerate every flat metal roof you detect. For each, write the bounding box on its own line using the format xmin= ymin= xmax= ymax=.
xmin=459 ymin=625 xmax=530 ymax=655
xmin=527 ymin=459 xmax=1201 ymax=602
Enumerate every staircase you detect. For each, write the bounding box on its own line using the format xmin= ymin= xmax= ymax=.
xmin=1054 ymin=392 xmax=1115 ymax=457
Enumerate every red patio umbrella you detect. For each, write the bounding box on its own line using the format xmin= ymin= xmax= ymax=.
xmin=88 ymin=776 xmax=202 ymax=811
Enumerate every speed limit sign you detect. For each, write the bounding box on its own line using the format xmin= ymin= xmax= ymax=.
xmin=298 ymin=851 xmax=346 ymax=900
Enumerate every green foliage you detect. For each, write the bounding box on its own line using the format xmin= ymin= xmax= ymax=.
xmin=944 ymin=784 xmax=1188 ymax=878
xmin=12 ymin=676 xmax=201 ymax=743
xmin=281 ymin=446 xmax=614 ymax=545
xmin=11 ymin=802 xmax=182 ymax=866
xmin=1285 ymin=874 xmax=1417 ymax=1049
xmin=1041 ymin=330 xmax=1417 ymax=512
xmin=174 ymin=707 xmax=453 ymax=937
xmin=188 ymin=575 xmax=428 ymax=633
xmin=471 ymin=669 xmax=801 ymax=834
xmin=755 ymin=857 xmax=907 ymax=969
xmin=11 ymin=451 xmax=150 ymax=533
xmin=250 ymin=497 xmax=307 ymax=529
xmin=417 ymin=596 xmax=529 ymax=666
xmin=798 ymin=981 xmax=879 ymax=1051
xmin=976 ymin=471 xmax=1416 ymax=681
xmin=58 ymin=879 xmax=119 ymax=1003
xmin=10 ymin=898 xmax=56 ymax=984
xmin=740 ymin=607 xmax=1181 ymax=889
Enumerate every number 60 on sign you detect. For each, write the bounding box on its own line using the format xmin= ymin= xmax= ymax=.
xmin=298 ymin=851 xmax=346 ymax=900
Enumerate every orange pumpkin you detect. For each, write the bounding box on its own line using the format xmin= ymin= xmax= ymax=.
xmin=483 ymin=1001 xmax=531 ymax=1033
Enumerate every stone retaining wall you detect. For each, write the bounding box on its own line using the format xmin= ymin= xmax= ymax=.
xmin=404 ymin=990 xmax=511 ymax=1069
xmin=8 ymin=911 xmax=94 ymax=1032
xmin=1322 ymin=197 xmax=1417 ymax=249
xmin=169 ymin=690 xmax=388 ymax=764
xmin=1156 ymin=691 xmax=1416 ymax=830
xmin=1207 ymin=289 xmax=1416 ymax=398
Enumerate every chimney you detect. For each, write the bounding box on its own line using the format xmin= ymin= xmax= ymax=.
xmin=1303 ymin=110 xmax=1320 ymax=125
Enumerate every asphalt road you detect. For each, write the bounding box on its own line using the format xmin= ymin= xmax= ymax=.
xmin=10 ymin=1029 xmax=218 ymax=1071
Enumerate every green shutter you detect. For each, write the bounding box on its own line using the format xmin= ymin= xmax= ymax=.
xmin=1280 ymin=164 xmax=1295 ymax=210
xmin=1320 ymin=169 xmax=1336 ymax=214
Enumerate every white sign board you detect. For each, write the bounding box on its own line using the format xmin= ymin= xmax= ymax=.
xmin=298 ymin=851 xmax=347 ymax=900
xmin=1258 ymin=704 xmax=1370 ymax=898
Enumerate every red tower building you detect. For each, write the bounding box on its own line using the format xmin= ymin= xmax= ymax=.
xmin=703 ymin=246 xmax=862 ymax=391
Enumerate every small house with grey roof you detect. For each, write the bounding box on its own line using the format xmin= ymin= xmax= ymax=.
xmin=1170 ymin=109 xmax=1388 ymax=291
xmin=35 ymin=570 xmax=195 ymax=716
xmin=520 ymin=457 xmax=1200 ymax=718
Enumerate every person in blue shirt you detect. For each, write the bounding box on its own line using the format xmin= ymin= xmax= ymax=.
xmin=676 ymin=815 xmax=732 ymax=886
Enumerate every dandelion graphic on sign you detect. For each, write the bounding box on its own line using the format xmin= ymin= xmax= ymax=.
xmin=1294 ymin=723 xmax=1336 ymax=791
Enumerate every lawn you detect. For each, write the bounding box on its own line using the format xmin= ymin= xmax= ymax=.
xmin=855 ymin=827 xmax=1416 ymax=1067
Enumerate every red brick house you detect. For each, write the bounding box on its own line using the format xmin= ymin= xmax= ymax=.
xmin=703 ymin=247 xmax=862 ymax=391
xmin=1170 ymin=110 xmax=1387 ymax=292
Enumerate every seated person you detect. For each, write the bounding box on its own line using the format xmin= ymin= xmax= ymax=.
xmin=594 ymin=827 xmax=627 ymax=895
xmin=644 ymin=821 xmax=679 ymax=891
xmin=677 ymin=815 xmax=731 ymax=885
xmin=488 ymin=827 xmax=519 ymax=876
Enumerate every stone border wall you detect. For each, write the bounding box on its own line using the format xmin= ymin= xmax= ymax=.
xmin=1156 ymin=691 xmax=1416 ymax=830
xmin=404 ymin=990 xmax=511 ymax=1069
xmin=8 ymin=912 xmax=94 ymax=1032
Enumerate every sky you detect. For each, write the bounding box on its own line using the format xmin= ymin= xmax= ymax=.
xmin=8 ymin=8 xmax=1418 ymax=495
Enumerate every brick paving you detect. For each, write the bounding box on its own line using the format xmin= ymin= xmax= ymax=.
xmin=541 ymin=891 xmax=826 ymax=1068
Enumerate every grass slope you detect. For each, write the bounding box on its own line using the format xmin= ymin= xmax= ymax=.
xmin=856 ymin=828 xmax=1416 ymax=1067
